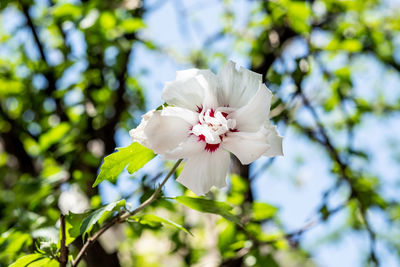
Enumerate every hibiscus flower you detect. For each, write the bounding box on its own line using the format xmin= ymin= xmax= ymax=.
xmin=130 ymin=61 xmax=283 ymax=195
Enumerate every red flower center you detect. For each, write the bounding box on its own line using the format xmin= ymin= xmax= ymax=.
xmin=191 ymin=106 xmax=238 ymax=153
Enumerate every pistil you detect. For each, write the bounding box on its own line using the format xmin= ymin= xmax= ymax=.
xmin=191 ymin=107 xmax=237 ymax=152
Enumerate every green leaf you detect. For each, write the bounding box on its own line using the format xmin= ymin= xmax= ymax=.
xmin=1 ymin=231 xmax=32 ymax=256
xmin=27 ymin=257 xmax=58 ymax=267
xmin=99 ymin=12 xmax=116 ymax=30
xmin=218 ymin=220 xmax=237 ymax=257
xmin=131 ymin=214 xmax=192 ymax=235
xmin=0 ymin=79 xmax=23 ymax=96
xmin=335 ymin=67 xmax=351 ymax=81
xmin=258 ymin=253 xmax=279 ymax=267
xmin=341 ymin=39 xmax=362 ymax=52
xmin=175 ymin=196 xmax=242 ymax=226
xmin=121 ymin=18 xmax=146 ymax=33
xmin=287 ymin=1 xmax=311 ymax=34
xmin=9 ymin=254 xmax=45 ymax=267
xmin=65 ymin=213 xmax=87 ymax=245
xmin=252 ymin=202 xmax=278 ymax=221
xmin=155 ymin=103 xmax=169 ymax=110
xmin=52 ymin=3 xmax=82 ymax=19
xmin=38 ymin=122 xmax=70 ymax=151
xmin=93 ymin=142 xmax=155 ymax=187
xmin=80 ymin=199 xmax=126 ymax=239
xmin=227 ymin=175 xmax=248 ymax=205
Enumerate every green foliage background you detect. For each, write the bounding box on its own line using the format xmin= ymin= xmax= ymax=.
xmin=0 ymin=0 xmax=399 ymax=266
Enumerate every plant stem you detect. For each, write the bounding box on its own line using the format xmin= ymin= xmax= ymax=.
xmin=72 ymin=159 xmax=183 ymax=267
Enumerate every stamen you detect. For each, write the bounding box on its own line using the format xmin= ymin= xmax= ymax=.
xmin=190 ymin=107 xmax=237 ymax=153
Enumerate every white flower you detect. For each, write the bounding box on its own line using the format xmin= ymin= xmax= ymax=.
xmin=130 ymin=61 xmax=283 ymax=195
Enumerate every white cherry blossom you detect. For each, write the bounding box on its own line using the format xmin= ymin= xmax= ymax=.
xmin=129 ymin=61 xmax=283 ymax=195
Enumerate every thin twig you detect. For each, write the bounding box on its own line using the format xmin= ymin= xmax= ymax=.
xmin=258 ymin=203 xmax=345 ymax=246
xmin=59 ymin=214 xmax=69 ymax=267
xmin=19 ymin=0 xmax=46 ymax=62
xmin=19 ymin=0 xmax=67 ymax=121
xmin=71 ymin=159 xmax=183 ymax=267
xmin=359 ymin=204 xmax=379 ymax=265
xmin=298 ymin=88 xmax=380 ymax=265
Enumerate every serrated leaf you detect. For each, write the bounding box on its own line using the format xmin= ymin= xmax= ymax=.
xmin=131 ymin=214 xmax=192 ymax=235
xmin=65 ymin=212 xmax=87 ymax=245
xmin=93 ymin=142 xmax=155 ymax=187
xmin=80 ymin=199 xmax=126 ymax=239
xmin=175 ymin=196 xmax=242 ymax=226
xmin=252 ymin=202 xmax=278 ymax=221
xmin=9 ymin=254 xmax=44 ymax=267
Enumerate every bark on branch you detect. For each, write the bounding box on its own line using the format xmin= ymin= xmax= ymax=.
xmin=71 ymin=159 xmax=183 ymax=267
xmin=59 ymin=214 xmax=69 ymax=267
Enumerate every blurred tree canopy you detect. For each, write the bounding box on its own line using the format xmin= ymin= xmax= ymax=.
xmin=0 ymin=0 xmax=400 ymax=266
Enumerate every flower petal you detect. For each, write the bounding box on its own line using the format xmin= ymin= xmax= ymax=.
xmin=177 ymin=69 xmax=219 ymax=109
xmin=129 ymin=110 xmax=191 ymax=154
xmin=176 ymin=68 xmax=219 ymax=87
xmin=176 ymin=149 xmax=230 ymax=195
xmin=263 ymin=124 xmax=284 ymax=157
xmin=161 ymin=106 xmax=198 ymax=125
xmin=161 ymin=76 xmax=205 ymax=111
xmin=162 ymin=69 xmax=219 ymax=111
xmin=229 ymin=83 xmax=272 ymax=132
xmin=197 ymin=74 xmax=219 ymax=110
xmin=163 ymin=135 xmax=204 ymax=160
xmin=222 ymin=129 xmax=270 ymax=165
xmin=217 ymin=61 xmax=262 ymax=108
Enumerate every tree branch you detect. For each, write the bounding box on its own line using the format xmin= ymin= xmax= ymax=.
xmin=19 ymin=0 xmax=67 ymax=121
xmin=0 ymin=106 xmax=36 ymax=174
xmin=59 ymin=214 xmax=69 ymax=267
xmin=19 ymin=1 xmax=46 ymax=62
xmin=71 ymin=159 xmax=183 ymax=267
xmin=297 ymin=88 xmax=380 ymax=265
